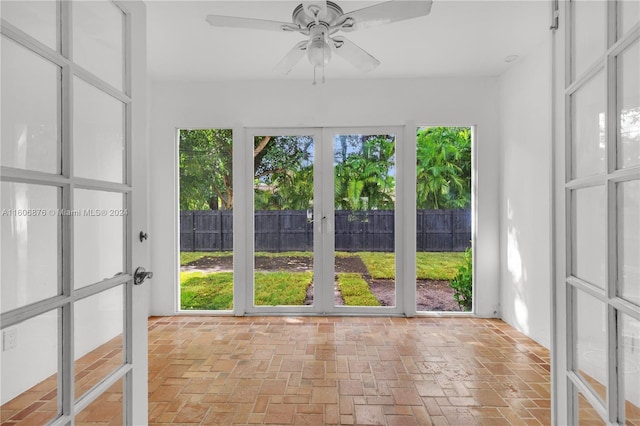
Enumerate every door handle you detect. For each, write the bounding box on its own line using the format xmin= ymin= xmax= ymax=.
xmin=134 ymin=267 xmax=153 ymax=285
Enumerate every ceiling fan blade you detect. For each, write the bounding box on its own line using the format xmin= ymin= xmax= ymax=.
xmin=274 ymin=40 xmax=309 ymax=74
xmin=330 ymin=36 xmax=380 ymax=73
xmin=338 ymin=0 xmax=433 ymax=32
xmin=302 ymin=1 xmax=328 ymax=21
xmin=205 ymin=14 xmax=300 ymax=32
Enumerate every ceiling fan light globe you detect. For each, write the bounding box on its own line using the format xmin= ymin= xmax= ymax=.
xmin=308 ymin=39 xmax=331 ymax=66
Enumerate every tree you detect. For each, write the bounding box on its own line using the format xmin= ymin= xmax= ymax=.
xmin=253 ymin=136 xmax=314 ymax=210
xmin=334 ymin=135 xmax=396 ymax=210
xmin=180 ymin=128 xmax=471 ymax=212
xmin=179 ymin=129 xmax=233 ymax=210
xmin=180 ymin=131 xmax=315 ymax=211
xmin=416 ymin=127 xmax=471 ymax=210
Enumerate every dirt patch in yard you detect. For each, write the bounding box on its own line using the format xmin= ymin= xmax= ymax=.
xmin=183 ymin=255 xmax=463 ymax=312
xmin=183 ymin=254 xmax=369 ymax=274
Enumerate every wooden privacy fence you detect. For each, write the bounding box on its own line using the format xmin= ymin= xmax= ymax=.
xmin=181 ymin=209 xmax=471 ymax=252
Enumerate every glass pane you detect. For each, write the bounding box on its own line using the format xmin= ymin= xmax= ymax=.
xmin=619 ymin=0 xmax=640 ymax=40
xmin=334 ymin=134 xmax=395 ymax=308
xmin=577 ymin=392 xmax=606 ymax=425
xmin=74 ymin=286 xmax=124 ymax=400
xmin=76 ymin=378 xmax=123 ymax=425
xmin=73 ymin=189 xmax=124 ymax=289
xmin=0 ymin=310 xmax=59 ymax=424
xmin=572 ymin=71 xmax=606 ymax=178
xmin=618 ymin=180 xmax=640 ymax=306
xmin=1 ymin=183 xmax=59 ymax=313
xmin=253 ymin=135 xmax=314 ymax=307
xmin=572 ymin=0 xmax=607 ymax=81
xmin=1 ymin=36 xmax=60 ymax=174
xmin=572 ymin=186 xmax=606 ymax=288
xmin=179 ymin=129 xmax=234 ymax=311
xmin=574 ymin=289 xmax=607 ymax=403
xmin=1 ymin=1 xmax=57 ymax=50
xmin=620 ymin=313 xmax=640 ymax=424
xmin=73 ymin=77 xmax=125 ymax=183
xmin=415 ymin=127 xmax=472 ymax=312
xmin=72 ymin=0 xmax=124 ymax=90
xmin=617 ymin=39 xmax=640 ymax=169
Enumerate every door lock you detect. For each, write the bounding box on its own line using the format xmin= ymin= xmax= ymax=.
xmin=134 ymin=267 xmax=153 ymax=285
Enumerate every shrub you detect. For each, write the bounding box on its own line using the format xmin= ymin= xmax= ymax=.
xmin=449 ymin=248 xmax=473 ymax=311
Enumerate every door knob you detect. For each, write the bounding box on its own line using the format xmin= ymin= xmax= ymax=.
xmin=134 ymin=267 xmax=153 ymax=285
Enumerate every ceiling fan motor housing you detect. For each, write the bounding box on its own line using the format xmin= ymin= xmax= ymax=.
xmin=293 ymin=1 xmax=344 ymax=28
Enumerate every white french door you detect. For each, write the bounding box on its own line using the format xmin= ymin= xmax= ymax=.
xmin=0 ymin=1 xmax=148 ymax=424
xmin=238 ymin=126 xmax=405 ymax=315
xmin=324 ymin=127 xmax=406 ymax=315
xmin=553 ymin=0 xmax=639 ymax=424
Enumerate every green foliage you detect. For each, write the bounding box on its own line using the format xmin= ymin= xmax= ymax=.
xmin=254 ymin=271 xmax=312 ymax=305
xmin=180 ymin=271 xmax=233 ymax=310
xmin=254 ymin=136 xmax=315 ymax=210
xmin=180 ymin=128 xmax=472 ymax=213
xmin=416 ymin=127 xmax=471 ymax=209
xmin=179 ymin=129 xmax=233 ymax=210
xmin=334 ymin=135 xmax=396 ymax=210
xmin=336 ymin=273 xmax=381 ymax=306
xmin=449 ymin=248 xmax=473 ymax=311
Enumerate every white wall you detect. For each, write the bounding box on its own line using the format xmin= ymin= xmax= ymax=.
xmin=498 ymin=38 xmax=552 ymax=348
xmin=148 ymin=77 xmax=501 ymax=317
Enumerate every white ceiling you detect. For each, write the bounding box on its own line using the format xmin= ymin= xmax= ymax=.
xmin=146 ymin=0 xmax=549 ymax=82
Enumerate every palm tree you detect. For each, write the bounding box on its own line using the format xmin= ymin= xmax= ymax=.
xmin=416 ymin=127 xmax=471 ymax=210
xmin=334 ymin=136 xmax=396 ymax=211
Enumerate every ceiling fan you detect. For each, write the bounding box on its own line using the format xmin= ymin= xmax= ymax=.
xmin=205 ymin=1 xmax=433 ymax=83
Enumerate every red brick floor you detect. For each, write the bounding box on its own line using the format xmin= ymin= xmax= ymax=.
xmin=4 ymin=315 xmax=637 ymax=425
xmin=147 ymin=316 xmax=552 ymax=425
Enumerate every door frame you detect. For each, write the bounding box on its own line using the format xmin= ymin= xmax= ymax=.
xmin=0 ymin=1 xmax=148 ymax=423
xmin=238 ymin=127 xmax=323 ymax=315
xmin=322 ymin=126 xmax=406 ymax=316
xmin=237 ymin=126 xmax=407 ymax=316
xmin=552 ymin=0 xmax=640 ymax=423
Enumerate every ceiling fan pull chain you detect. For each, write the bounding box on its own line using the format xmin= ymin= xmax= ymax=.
xmin=312 ymin=66 xmax=317 ymax=85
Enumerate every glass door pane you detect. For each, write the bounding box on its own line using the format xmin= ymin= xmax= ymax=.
xmin=72 ymin=1 xmax=124 ymax=90
xmin=415 ymin=127 xmax=473 ymax=312
xmin=1 ymin=36 xmax=60 ymax=174
xmin=253 ymin=135 xmax=315 ymax=307
xmin=74 ymin=286 xmax=124 ymax=400
xmin=0 ymin=310 xmax=60 ymax=424
xmin=333 ymin=133 xmax=396 ymax=308
xmin=178 ymin=129 xmax=234 ymax=311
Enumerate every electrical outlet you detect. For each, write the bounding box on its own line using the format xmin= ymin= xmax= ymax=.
xmin=2 ymin=328 xmax=17 ymax=351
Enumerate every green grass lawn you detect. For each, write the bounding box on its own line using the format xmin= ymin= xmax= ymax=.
xmin=180 ymin=251 xmax=231 ymax=266
xmin=180 ymin=270 xmax=312 ymax=309
xmin=336 ymin=273 xmax=380 ymax=306
xmin=181 ymin=271 xmax=233 ymax=310
xmin=416 ymin=252 xmax=465 ymax=280
xmin=254 ymin=271 xmax=312 ymax=306
xmin=358 ymin=251 xmax=465 ymax=280
xmin=180 ymin=251 xmax=465 ymax=309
